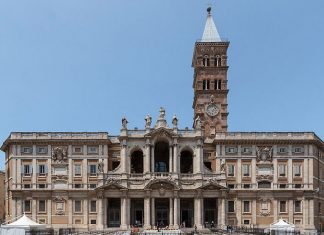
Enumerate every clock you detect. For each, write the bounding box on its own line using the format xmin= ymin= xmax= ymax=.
xmin=206 ymin=104 xmax=219 ymax=117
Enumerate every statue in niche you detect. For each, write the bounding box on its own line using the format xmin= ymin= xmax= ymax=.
xmin=121 ymin=117 xmax=128 ymax=129
xmin=194 ymin=116 xmax=202 ymax=129
xmin=220 ymin=159 xmax=226 ymax=173
xmin=145 ymin=115 xmax=152 ymax=128
xmin=98 ymin=161 xmax=104 ymax=173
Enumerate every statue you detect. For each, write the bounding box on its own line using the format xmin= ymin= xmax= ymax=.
xmin=159 ymin=107 xmax=165 ymax=119
xmin=98 ymin=161 xmax=104 ymax=173
xmin=220 ymin=159 xmax=226 ymax=173
xmin=145 ymin=115 xmax=152 ymax=128
xmin=194 ymin=116 xmax=201 ymax=129
xmin=172 ymin=115 xmax=178 ymax=128
xmin=121 ymin=117 xmax=128 ymax=129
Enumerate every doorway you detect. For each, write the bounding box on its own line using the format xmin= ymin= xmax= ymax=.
xmin=155 ymin=198 xmax=169 ymax=227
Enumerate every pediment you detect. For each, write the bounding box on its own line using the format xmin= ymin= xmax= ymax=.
xmin=97 ymin=181 xmax=127 ymax=190
xmin=199 ymin=181 xmax=227 ymax=190
xmin=144 ymin=179 xmax=180 ymax=190
xmin=145 ymin=127 xmax=177 ymax=139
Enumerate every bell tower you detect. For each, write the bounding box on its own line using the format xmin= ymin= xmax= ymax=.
xmin=192 ymin=7 xmax=229 ymax=137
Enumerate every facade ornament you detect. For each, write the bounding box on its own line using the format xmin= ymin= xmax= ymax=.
xmin=210 ymin=95 xmax=215 ymax=104
xmin=259 ymin=199 xmax=271 ymax=216
xmin=98 ymin=161 xmax=104 ymax=173
xmin=121 ymin=117 xmax=128 ymax=129
xmin=97 ymin=190 xmax=104 ymax=199
xmin=172 ymin=115 xmax=178 ymax=128
xmin=256 ymin=174 xmax=273 ymax=182
xmin=220 ymin=159 xmax=226 ymax=173
xmin=51 ymin=147 xmax=68 ymax=163
xmin=145 ymin=115 xmax=152 ymax=128
xmin=194 ymin=116 xmax=202 ymax=129
xmin=256 ymin=146 xmax=273 ymax=162
xmin=159 ymin=107 xmax=166 ymax=119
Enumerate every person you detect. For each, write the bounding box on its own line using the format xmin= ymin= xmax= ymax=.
xmin=211 ymin=221 xmax=215 ymax=228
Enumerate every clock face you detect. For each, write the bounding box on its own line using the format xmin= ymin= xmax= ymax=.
xmin=206 ymin=104 xmax=219 ymax=117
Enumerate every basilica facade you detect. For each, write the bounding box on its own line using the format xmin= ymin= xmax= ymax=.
xmin=1 ymin=8 xmax=324 ymax=234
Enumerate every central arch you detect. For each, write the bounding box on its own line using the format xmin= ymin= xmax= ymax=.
xmin=154 ymin=141 xmax=169 ymax=172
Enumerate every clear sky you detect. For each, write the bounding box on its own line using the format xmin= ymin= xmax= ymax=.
xmin=0 ymin=0 xmax=323 ymax=170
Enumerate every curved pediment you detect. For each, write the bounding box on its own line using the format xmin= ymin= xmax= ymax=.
xmin=97 ymin=180 xmax=127 ymax=190
xmin=145 ymin=127 xmax=177 ymax=139
xmin=144 ymin=179 xmax=180 ymax=190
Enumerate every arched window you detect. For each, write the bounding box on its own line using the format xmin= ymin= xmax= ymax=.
xmin=154 ymin=141 xmax=169 ymax=172
xmin=180 ymin=150 xmax=193 ymax=173
xmin=214 ymin=56 xmax=221 ymax=67
xmin=203 ymin=56 xmax=210 ymax=67
xmin=131 ymin=150 xmax=144 ymax=173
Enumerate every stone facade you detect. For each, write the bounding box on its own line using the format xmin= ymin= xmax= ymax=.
xmin=1 ymin=7 xmax=324 ymax=235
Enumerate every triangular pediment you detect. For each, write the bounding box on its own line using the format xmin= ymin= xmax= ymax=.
xmin=199 ymin=181 xmax=227 ymax=190
xmin=144 ymin=179 xmax=180 ymax=190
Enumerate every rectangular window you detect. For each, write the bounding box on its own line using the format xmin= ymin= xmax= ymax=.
xmin=279 ymin=201 xmax=287 ymax=213
xmin=90 ymin=200 xmax=97 ymax=213
xmin=242 ymin=164 xmax=250 ymax=177
xmin=279 ymin=164 xmax=286 ymax=177
xmin=243 ymin=201 xmax=250 ymax=213
xmin=38 ymin=200 xmax=46 ymax=212
xmin=73 ymin=146 xmax=83 ymax=154
xmin=278 ymin=147 xmax=288 ymax=154
xmin=23 ymin=165 xmax=31 ymax=175
xmin=228 ymin=201 xmax=235 ymax=212
xmin=38 ymin=165 xmax=46 ymax=175
xmin=90 ymin=184 xmax=97 ymax=189
xmin=21 ymin=146 xmax=32 ymax=154
xmin=227 ymin=164 xmax=235 ymax=177
xmin=74 ymin=200 xmax=82 ymax=213
xmin=74 ymin=165 xmax=82 ymax=176
xmin=90 ymin=219 xmax=96 ymax=225
xmin=226 ymin=147 xmax=238 ymax=154
xmin=24 ymin=184 xmax=31 ymax=188
xmin=294 ymin=201 xmax=302 ymax=213
xmin=89 ymin=165 xmax=97 ymax=175
xmin=242 ymin=147 xmax=252 ymax=154
xmin=293 ymin=164 xmax=302 ymax=177
xmin=243 ymin=220 xmax=250 ymax=225
xmin=87 ymin=146 xmax=98 ymax=154
xmin=38 ymin=219 xmax=46 ymax=224
xmin=37 ymin=146 xmax=48 ymax=154
xmin=293 ymin=147 xmax=304 ymax=154
xmin=38 ymin=184 xmax=46 ymax=188
xmin=24 ymin=200 xmax=31 ymax=212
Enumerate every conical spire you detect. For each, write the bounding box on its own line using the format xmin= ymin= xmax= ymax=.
xmin=201 ymin=7 xmax=222 ymax=42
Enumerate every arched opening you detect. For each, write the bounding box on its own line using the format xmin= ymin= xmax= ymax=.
xmin=203 ymin=56 xmax=210 ymax=67
xmin=180 ymin=150 xmax=193 ymax=173
xmin=154 ymin=141 xmax=169 ymax=172
xmin=131 ymin=150 xmax=144 ymax=173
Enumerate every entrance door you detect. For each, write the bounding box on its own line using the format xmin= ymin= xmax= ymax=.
xmin=107 ymin=199 xmax=121 ymax=227
xmin=203 ymin=198 xmax=217 ymax=228
xmin=155 ymin=198 xmax=169 ymax=227
xmin=180 ymin=199 xmax=194 ymax=228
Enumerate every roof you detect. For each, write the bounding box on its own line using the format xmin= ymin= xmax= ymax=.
xmin=201 ymin=7 xmax=222 ymax=42
xmin=1 ymin=214 xmax=46 ymax=228
xmin=270 ymin=219 xmax=295 ymax=229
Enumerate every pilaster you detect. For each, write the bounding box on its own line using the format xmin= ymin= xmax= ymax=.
xmin=144 ymin=192 xmax=151 ymax=229
xmin=173 ymin=195 xmax=179 ymax=229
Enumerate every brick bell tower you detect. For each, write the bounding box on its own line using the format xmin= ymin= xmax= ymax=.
xmin=192 ymin=7 xmax=230 ymax=137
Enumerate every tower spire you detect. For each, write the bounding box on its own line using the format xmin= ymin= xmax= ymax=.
xmin=201 ymin=7 xmax=222 ymax=42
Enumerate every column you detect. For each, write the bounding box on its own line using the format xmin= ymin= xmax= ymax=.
xmin=17 ymin=159 xmax=21 ymax=189
xmin=121 ymin=143 xmax=127 ymax=173
xmin=288 ymin=159 xmax=293 ymax=188
xmin=304 ymin=159 xmax=309 ymax=187
xmin=32 ymin=198 xmax=36 ymax=220
xmin=236 ymin=199 xmax=241 ymax=226
xmin=104 ymin=145 xmax=109 ymax=173
xmin=217 ymin=198 xmax=222 ymax=226
xmin=218 ymin=198 xmax=225 ymax=226
xmin=174 ymin=197 xmax=180 ymax=229
xmin=121 ymin=197 xmax=128 ymax=230
xmin=82 ymin=159 xmax=88 ymax=189
xmin=303 ymin=199 xmax=309 ymax=227
xmin=68 ymin=158 xmax=73 ymax=188
xmin=151 ymin=198 xmax=155 ymax=227
xmin=151 ymin=146 xmax=155 ymax=173
xmin=222 ymin=198 xmax=226 ymax=226
xmin=309 ymin=158 xmax=313 ymax=189
xmin=12 ymin=159 xmax=16 ymax=190
xmin=237 ymin=159 xmax=242 ymax=187
xmin=288 ymin=200 xmax=293 ymax=223
xmin=169 ymin=198 xmax=174 ymax=227
xmin=144 ymin=197 xmax=151 ymax=229
xmin=84 ymin=200 xmax=88 ymax=228
xmin=251 ymin=159 xmax=256 ymax=185
xmin=97 ymin=198 xmax=104 ymax=229
xmin=144 ymin=143 xmax=150 ymax=173
xmin=32 ymin=158 xmax=37 ymax=189
xmin=68 ymin=199 xmax=73 ymax=226
xmin=12 ymin=198 xmax=16 ymax=219
xmin=173 ymin=144 xmax=179 ymax=173
xmin=252 ymin=200 xmax=257 ymax=225
xmin=47 ymin=199 xmax=52 ymax=225
xmin=194 ymin=198 xmax=203 ymax=229
xmin=309 ymin=199 xmax=315 ymax=229
xmin=273 ymin=200 xmax=278 ymax=222
xmin=169 ymin=146 xmax=173 ymax=173
xmin=273 ymin=158 xmax=278 ymax=186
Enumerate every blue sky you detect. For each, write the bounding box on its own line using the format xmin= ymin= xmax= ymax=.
xmin=0 ymin=0 xmax=323 ymax=169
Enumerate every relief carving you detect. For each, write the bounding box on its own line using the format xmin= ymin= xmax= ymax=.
xmin=256 ymin=146 xmax=273 ymax=162
xmin=51 ymin=147 xmax=68 ymax=164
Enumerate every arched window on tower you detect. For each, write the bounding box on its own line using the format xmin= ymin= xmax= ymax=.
xmin=203 ymin=80 xmax=210 ymax=90
xmin=214 ymin=80 xmax=222 ymax=90
xmin=203 ymin=55 xmax=210 ymax=67
xmin=214 ymin=56 xmax=221 ymax=67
